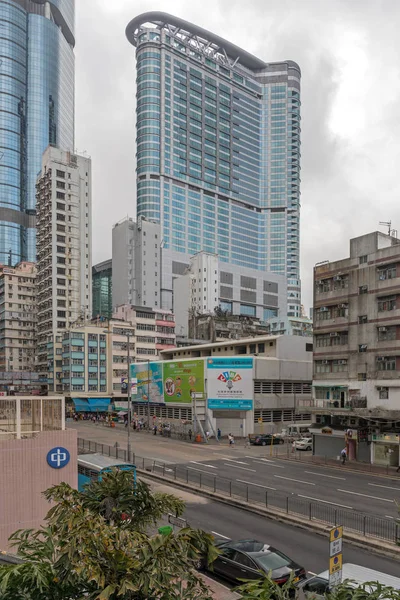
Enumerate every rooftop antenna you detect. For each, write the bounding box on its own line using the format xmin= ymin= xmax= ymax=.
xmin=379 ymin=220 xmax=392 ymax=236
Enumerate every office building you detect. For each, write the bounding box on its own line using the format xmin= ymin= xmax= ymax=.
xmin=300 ymin=232 xmax=400 ymax=465
xmin=36 ymin=148 xmax=92 ymax=391
xmin=92 ymin=259 xmax=112 ymax=319
xmin=126 ymin=12 xmax=301 ymax=316
xmin=0 ymin=261 xmax=37 ymax=372
xmin=112 ymin=216 xmax=161 ymax=310
xmin=0 ymin=0 xmax=75 ymax=266
xmin=173 ymin=250 xmax=286 ymax=337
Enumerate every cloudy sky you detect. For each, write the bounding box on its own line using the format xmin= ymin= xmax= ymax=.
xmin=75 ymin=0 xmax=400 ymax=311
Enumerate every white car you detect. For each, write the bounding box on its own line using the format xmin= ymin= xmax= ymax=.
xmin=293 ymin=437 xmax=313 ymax=451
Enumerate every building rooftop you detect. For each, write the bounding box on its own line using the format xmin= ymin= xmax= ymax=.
xmin=159 ymin=334 xmax=282 ymax=355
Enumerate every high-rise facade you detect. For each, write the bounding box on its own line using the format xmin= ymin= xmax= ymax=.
xmin=36 ymin=147 xmax=92 ymax=391
xmin=0 ymin=0 xmax=75 ymax=266
xmin=92 ymin=259 xmax=112 ymax=319
xmin=126 ymin=12 xmax=301 ymax=317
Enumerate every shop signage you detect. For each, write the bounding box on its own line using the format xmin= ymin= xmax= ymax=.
xmin=208 ymin=399 xmax=253 ymax=410
xmin=372 ymin=433 xmax=399 ymax=443
xmin=47 ymin=447 xmax=70 ymax=469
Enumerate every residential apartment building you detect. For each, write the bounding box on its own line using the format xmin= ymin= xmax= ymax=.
xmin=36 ymin=148 xmax=92 ymax=391
xmin=0 ymin=262 xmax=36 ymax=372
xmin=126 ymin=12 xmax=301 ymax=316
xmin=303 ymin=232 xmax=400 ymax=465
xmin=265 ymin=316 xmax=313 ymax=337
xmin=0 ymin=0 xmax=75 ymax=265
xmin=92 ymin=259 xmax=112 ymax=318
xmin=174 ymin=251 xmax=286 ymax=337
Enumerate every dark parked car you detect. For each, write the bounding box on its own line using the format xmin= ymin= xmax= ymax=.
xmin=249 ymin=434 xmax=284 ymax=446
xmin=209 ymin=539 xmax=306 ymax=585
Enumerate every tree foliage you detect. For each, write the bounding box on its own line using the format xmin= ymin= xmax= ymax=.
xmin=0 ymin=470 xmax=218 ymax=600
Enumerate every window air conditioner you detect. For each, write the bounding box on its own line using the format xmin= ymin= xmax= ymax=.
xmin=378 ymin=327 xmax=387 ymax=332
xmin=330 ymin=332 xmax=338 ymax=337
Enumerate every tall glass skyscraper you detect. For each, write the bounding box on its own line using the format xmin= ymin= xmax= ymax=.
xmin=126 ymin=12 xmax=301 ymax=316
xmin=0 ymin=0 xmax=75 ymax=265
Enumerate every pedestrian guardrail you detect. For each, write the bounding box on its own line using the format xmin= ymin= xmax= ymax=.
xmin=77 ymin=437 xmax=400 ymax=545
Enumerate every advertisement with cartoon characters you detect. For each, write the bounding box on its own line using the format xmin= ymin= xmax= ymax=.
xmin=163 ymin=360 xmax=205 ymax=404
xmin=207 ymin=357 xmax=254 ymax=410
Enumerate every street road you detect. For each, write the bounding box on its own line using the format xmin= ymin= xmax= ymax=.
xmin=183 ymin=496 xmax=400 ymax=578
xmin=72 ymin=422 xmax=400 ymax=519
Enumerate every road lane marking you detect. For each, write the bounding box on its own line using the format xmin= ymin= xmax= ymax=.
xmin=190 ymin=461 xmax=218 ymax=469
xmin=369 ymin=483 xmax=400 ymax=491
xmin=298 ymin=495 xmax=353 ymax=509
xmin=187 ymin=467 xmax=218 ymax=475
xmin=252 ymin=460 xmax=285 ymax=468
xmin=236 ymin=479 xmax=276 ymax=490
xmin=154 ymin=464 xmax=173 ymax=472
xmin=308 ymin=571 xmax=317 ymax=576
xmin=212 ymin=531 xmax=230 ymax=539
xmin=274 ymin=475 xmax=315 ymax=485
xmin=337 ymin=489 xmax=394 ymax=503
xmin=224 ymin=463 xmax=256 ymax=472
xmin=220 ymin=457 xmax=250 ymax=465
xmin=305 ymin=471 xmax=346 ymax=481
xmin=245 ymin=456 xmax=274 ymax=462
xmin=385 ymin=515 xmax=394 ymax=519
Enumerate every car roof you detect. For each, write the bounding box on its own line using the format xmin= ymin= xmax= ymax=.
xmin=316 ymin=564 xmax=400 ymax=588
xmin=222 ymin=539 xmax=277 ymax=553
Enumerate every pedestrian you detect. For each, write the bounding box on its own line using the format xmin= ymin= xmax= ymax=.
xmin=153 ymin=424 xmax=157 ymax=435
xmin=188 ymin=428 xmax=192 ymax=441
xmin=205 ymin=430 xmax=210 ymax=442
xmin=340 ymin=447 xmax=347 ymax=465
xmin=228 ymin=433 xmax=234 ymax=447
xmin=217 ymin=428 xmax=221 ymax=441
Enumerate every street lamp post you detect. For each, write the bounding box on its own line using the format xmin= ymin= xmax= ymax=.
xmin=126 ymin=332 xmax=132 ymax=462
xmin=147 ymin=358 xmax=150 ymax=431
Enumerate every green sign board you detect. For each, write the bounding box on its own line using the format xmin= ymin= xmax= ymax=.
xmin=163 ymin=360 xmax=205 ymax=404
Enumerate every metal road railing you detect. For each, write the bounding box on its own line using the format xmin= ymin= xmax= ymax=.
xmin=77 ymin=438 xmax=400 ymax=545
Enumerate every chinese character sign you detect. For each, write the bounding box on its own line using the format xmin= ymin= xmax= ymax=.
xmin=130 ymin=362 xmax=164 ymax=404
xmin=163 ymin=360 xmax=205 ymax=404
xmin=207 ymin=357 xmax=254 ymax=410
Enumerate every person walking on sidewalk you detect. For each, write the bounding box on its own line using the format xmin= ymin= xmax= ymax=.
xmin=340 ymin=447 xmax=347 ymax=465
xmin=228 ymin=433 xmax=234 ymax=447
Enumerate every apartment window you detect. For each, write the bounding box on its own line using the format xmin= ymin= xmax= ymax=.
xmin=249 ymin=344 xmax=256 ymax=354
xmin=358 ymin=315 xmax=368 ymax=324
xmin=56 ymin=192 xmax=65 ymax=200
xmin=358 ymin=372 xmax=367 ymax=381
xmin=378 ymin=387 xmax=389 ymax=400
xmin=378 ymin=295 xmax=396 ymax=312
xmin=378 ymin=264 xmax=397 ymax=281
xmin=56 ymin=180 xmax=65 ymax=189
xmin=315 ymin=360 xmax=331 ymax=374
xmin=57 ymin=321 xmax=65 ymax=328
xmin=359 ymin=255 xmax=368 ymax=264
xmin=358 ymin=344 xmax=367 ymax=353
xmin=57 ymin=278 xmax=66 ymax=286
xmin=316 ymin=333 xmax=348 ymax=347
xmin=378 ymin=325 xmax=396 ymax=341
xmin=56 ymin=169 xmax=65 ymax=178
xmin=359 ymin=285 xmax=368 ymax=295
xmin=258 ymin=343 xmax=265 ymax=353
xmin=57 ymin=268 xmax=65 ymax=275
xmin=377 ymin=357 xmax=396 ymax=371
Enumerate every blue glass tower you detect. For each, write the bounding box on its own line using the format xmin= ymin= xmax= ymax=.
xmin=0 ymin=0 xmax=75 ymax=265
xmin=126 ymin=12 xmax=301 ymax=317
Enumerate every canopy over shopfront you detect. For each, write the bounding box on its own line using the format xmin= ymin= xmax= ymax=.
xmin=72 ymin=398 xmax=111 ymax=412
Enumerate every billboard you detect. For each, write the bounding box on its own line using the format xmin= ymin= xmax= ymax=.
xmin=163 ymin=360 xmax=205 ymax=404
xmin=207 ymin=357 xmax=254 ymax=410
xmin=130 ymin=362 xmax=164 ymax=405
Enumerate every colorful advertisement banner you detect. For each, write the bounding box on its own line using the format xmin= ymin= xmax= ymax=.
xmin=163 ymin=360 xmax=205 ymax=404
xmin=207 ymin=357 xmax=254 ymax=410
xmin=130 ymin=362 xmax=164 ymax=404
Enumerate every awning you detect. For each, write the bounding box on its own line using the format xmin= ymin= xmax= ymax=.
xmin=312 ymin=384 xmax=348 ymax=389
xmin=88 ymin=398 xmax=111 ymax=411
xmin=72 ymin=398 xmax=90 ymax=412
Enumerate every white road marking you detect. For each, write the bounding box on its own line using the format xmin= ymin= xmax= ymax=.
xmin=220 ymin=458 xmax=250 ymax=465
xmin=224 ymin=463 xmax=256 ymax=472
xmin=236 ymin=479 xmax=276 ymax=490
xmin=190 ymin=461 xmax=218 ymax=469
xmin=245 ymin=456 xmax=274 ymax=462
xmin=308 ymin=571 xmax=317 ymax=576
xmin=212 ymin=531 xmax=230 ymax=539
xmin=305 ymin=471 xmax=346 ymax=481
xmin=252 ymin=460 xmax=285 ymax=469
xmin=274 ymin=475 xmax=315 ymax=485
xmin=187 ymin=466 xmax=217 ymax=475
xmin=337 ymin=489 xmax=394 ymax=503
xmin=298 ymin=495 xmax=353 ymax=510
xmin=385 ymin=515 xmax=394 ymax=519
xmin=369 ymin=483 xmax=400 ymax=491
xmin=154 ymin=464 xmax=173 ymax=472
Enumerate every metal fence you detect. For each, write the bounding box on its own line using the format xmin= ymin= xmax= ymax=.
xmin=77 ymin=438 xmax=400 ymax=545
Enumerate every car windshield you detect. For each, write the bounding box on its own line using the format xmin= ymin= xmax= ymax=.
xmin=253 ymin=551 xmax=291 ymax=571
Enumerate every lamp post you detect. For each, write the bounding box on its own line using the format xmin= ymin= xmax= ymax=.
xmin=147 ymin=358 xmax=150 ymax=431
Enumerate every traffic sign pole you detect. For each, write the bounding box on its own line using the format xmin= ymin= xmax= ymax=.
xmin=328 ymin=526 xmax=343 ymax=589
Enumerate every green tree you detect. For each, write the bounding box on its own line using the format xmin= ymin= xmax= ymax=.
xmin=0 ymin=470 xmax=218 ymax=600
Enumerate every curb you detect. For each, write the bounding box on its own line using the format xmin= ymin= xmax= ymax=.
xmin=137 ymin=468 xmax=400 ymax=561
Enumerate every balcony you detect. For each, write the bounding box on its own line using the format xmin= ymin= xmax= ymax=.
xmin=298 ymin=397 xmax=367 ymax=412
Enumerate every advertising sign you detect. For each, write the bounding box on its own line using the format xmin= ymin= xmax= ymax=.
xmin=207 ymin=357 xmax=253 ymax=410
xmin=130 ymin=362 xmax=164 ymax=405
xmin=47 ymin=447 xmax=70 ymax=469
xmin=163 ymin=360 xmax=205 ymax=404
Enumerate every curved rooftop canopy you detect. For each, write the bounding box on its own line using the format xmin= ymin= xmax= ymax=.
xmin=126 ymin=11 xmax=271 ymax=71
